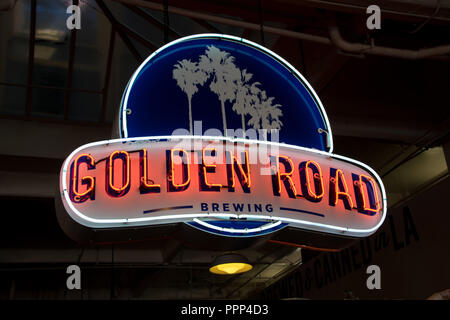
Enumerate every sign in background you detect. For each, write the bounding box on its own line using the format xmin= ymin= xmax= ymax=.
xmin=261 ymin=175 xmax=450 ymax=299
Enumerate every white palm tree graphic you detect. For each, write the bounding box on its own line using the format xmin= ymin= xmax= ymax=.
xmin=172 ymin=59 xmax=208 ymax=134
xmin=172 ymin=45 xmax=283 ymax=135
xmin=232 ymin=69 xmax=253 ymax=137
xmin=247 ymin=84 xmax=283 ymax=130
xmin=199 ymin=46 xmax=241 ymax=134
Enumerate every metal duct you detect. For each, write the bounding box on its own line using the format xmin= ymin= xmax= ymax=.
xmin=328 ymin=24 xmax=450 ymax=59
xmin=112 ymin=0 xmax=450 ymax=60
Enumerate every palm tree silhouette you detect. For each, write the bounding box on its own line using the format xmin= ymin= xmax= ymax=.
xmin=247 ymin=85 xmax=283 ymax=131
xmin=199 ymin=46 xmax=240 ymax=135
xmin=173 ymin=45 xmax=283 ymax=137
xmin=232 ymin=69 xmax=254 ymax=137
xmin=173 ymin=59 xmax=208 ymax=134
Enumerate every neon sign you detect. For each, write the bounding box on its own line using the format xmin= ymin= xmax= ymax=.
xmin=57 ymin=34 xmax=387 ymax=243
xmin=60 ymin=137 xmax=385 ymax=238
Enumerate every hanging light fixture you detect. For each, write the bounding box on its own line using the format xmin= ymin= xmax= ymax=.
xmin=209 ymin=253 xmax=253 ymax=275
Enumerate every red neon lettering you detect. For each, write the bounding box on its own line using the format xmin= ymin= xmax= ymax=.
xmin=168 ymin=148 xmax=190 ymax=190
xmin=304 ymin=160 xmax=324 ymax=200
xmin=359 ymin=174 xmax=380 ymax=213
xmin=330 ymin=169 xmax=354 ymax=210
xmin=71 ymin=153 xmax=95 ymax=198
xmin=139 ymin=148 xmax=161 ymax=193
xmin=201 ymin=148 xmax=223 ymax=189
xmin=226 ymin=150 xmax=251 ymax=191
xmin=271 ymin=155 xmax=297 ymax=198
xmin=108 ymin=151 xmax=130 ymax=192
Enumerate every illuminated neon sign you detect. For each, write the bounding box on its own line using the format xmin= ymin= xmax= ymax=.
xmin=60 ymin=137 xmax=385 ymax=237
xmin=57 ymin=34 xmax=387 ymax=242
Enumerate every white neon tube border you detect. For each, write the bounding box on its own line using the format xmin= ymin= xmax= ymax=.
xmin=60 ymin=135 xmax=387 ymax=237
xmin=119 ymin=33 xmax=334 ymax=153
xmin=192 ymin=219 xmax=282 ymax=234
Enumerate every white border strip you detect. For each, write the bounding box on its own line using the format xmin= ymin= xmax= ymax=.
xmin=119 ymin=33 xmax=334 ymax=153
xmin=60 ymin=136 xmax=387 ymax=237
xmin=192 ymin=219 xmax=282 ymax=234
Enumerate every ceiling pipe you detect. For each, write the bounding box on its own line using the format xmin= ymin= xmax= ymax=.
xmin=110 ymin=0 xmax=450 ymax=59
xmin=329 ymin=25 xmax=450 ymax=59
xmin=298 ymin=0 xmax=450 ymax=23
xmin=110 ymin=0 xmax=331 ymax=44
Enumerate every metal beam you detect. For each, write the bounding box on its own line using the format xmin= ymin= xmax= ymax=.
xmin=212 ymin=244 xmax=288 ymax=296
xmin=290 ymin=0 xmax=450 ymax=24
xmin=225 ymin=247 xmax=294 ymax=298
xmin=64 ymin=0 xmax=79 ymax=121
xmin=100 ymin=27 xmax=116 ymax=123
xmin=192 ymin=18 xmax=222 ymax=33
xmin=122 ymin=3 xmax=181 ymax=38
xmin=111 ymin=0 xmax=450 ymax=60
xmin=0 ymin=155 xmax=62 ymax=174
xmin=102 ymin=1 xmax=158 ymax=51
xmin=121 ymin=23 xmax=158 ymax=51
xmin=0 ymin=171 xmax=58 ymax=198
xmin=0 ymin=118 xmax=111 ymax=159
xmin=24 ymin=0 xmax=36 ymax=117
xmin=111 ymin=0 xmax=330 ymax=44
xmin=96 ymin=0 xmax=143 ymax=61
xmin=0 ymin=82 xmax=102 ymax=94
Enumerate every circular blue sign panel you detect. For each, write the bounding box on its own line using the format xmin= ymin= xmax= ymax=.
xmin=120 ymin=34 xmax=333 ymax=152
